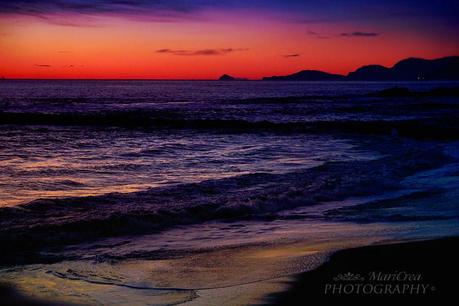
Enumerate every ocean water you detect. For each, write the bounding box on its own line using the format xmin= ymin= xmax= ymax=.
xmin=1 ymin=80 xmax=459 ymax=304
xmin=1 ymin=80 xmax=458 ymax=207
xmin=1 ymin=79 xmax=459 ymax=240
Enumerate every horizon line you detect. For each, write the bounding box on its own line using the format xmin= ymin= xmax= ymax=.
xmin=2 ymin=78 xmax=459 ymax=82
xmin=2 ymin=55 xmax=458 ymax=81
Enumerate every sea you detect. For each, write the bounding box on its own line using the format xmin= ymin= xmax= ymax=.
xmin=0 ymin=80 xmax=458 ymax=304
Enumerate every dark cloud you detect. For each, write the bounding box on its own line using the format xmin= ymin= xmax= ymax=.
xmin=0 ymin=0 xmax=218 ymax=25
xmin=283 ymin=54 xmax=300 ymax=58
xmin=307 ymin=30 xmax=380 ymax=39
xmin=156 ymin=48 xmax=248 ymax=56
xmin=341 ymin=31 xmax=380 ymax=37
xmin=1 ymin=1 xmax=456 ymax=32
xmin=306 ymin=30 xmax=332 ymax=39
xmin=36 ymin=15 xmax=102 ymax=27
xmin=35 ymin=64 xmax=51 ymax=67
xmin=0 ymin=0 xmax=202 ymax=15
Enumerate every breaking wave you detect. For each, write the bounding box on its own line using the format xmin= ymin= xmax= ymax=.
xmin=1 ymin=111 xmax=459 ymax=139
xmin=0 ymin=145 xmax=452 ymax=265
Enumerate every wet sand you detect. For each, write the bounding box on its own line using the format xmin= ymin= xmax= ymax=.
xmin=1 ymin=236 xmax=458 ymax=305
xmin=0 ymin=228 xmax=385 ymax=306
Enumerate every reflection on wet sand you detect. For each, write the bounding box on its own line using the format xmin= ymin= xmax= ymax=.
xmin=4 ymin=217 xmax=454 ymax=305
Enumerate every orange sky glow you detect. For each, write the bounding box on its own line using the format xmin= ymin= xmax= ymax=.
xmin=1 ymin=3 xmax=458 ymax=79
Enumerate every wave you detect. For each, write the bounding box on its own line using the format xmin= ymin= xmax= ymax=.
xmin=1 ymin=110 xmax=459 ymax=139
xmin=2 ymin=87 xmax=459 ymax=139
xmin=0 ymin=145 xmax=451 ymax=265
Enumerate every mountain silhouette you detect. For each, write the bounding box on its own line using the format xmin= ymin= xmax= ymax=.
xmin=219 ymin=74 xmax=236 ymax=81
xmin=218 ymin=74 xmax=248 ymax=81
xmin=263 ymin=70 xmax=345 ymax=81
xmin=389 ymin=57 xmax=459 ymax=80
xmin=347 ymin=65 xmax=392 ymax=80
xmin=263 ymin=56 xmax=459 ymax=81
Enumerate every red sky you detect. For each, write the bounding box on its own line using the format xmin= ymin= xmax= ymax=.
xmin=1 ymin=1 xmax=458 ymax=79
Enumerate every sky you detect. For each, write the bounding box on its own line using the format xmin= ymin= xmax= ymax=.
xmin=0 ymin=0 xmax=458 ymax=79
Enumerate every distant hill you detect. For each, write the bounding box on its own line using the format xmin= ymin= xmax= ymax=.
xmin=346 ymin=65 xmax=392 ymax=81
xmin=263 ymin=70 xmax=345 ymax=81
xmin=218 ymin=74 xmax=248 ymax=81
xmin=389 ymin=57 xmax=459 ymax=80
xmin=263 ymin=56 xmax=459 ymax=81
xmin=219 ymin=74 xmax=236 ymax=81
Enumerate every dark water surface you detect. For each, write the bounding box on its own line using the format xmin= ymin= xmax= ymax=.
xmin=0 ymin=80 xmax=459 ymax=263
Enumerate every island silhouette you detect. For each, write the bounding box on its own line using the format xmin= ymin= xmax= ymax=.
xmin=218 ymin=74 xmax=248 ymax=81
xmin=261 ymin=56 xmax=459 ymax=81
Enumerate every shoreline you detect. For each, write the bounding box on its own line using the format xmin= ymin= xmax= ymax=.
xmin=1 ymin=236 xmax=457 ymax=305
xmin=267 ymin=236 xmax=459 ymax=304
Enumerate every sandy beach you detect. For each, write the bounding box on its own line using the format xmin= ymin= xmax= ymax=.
xmin=2 ymin=236 xmax=457 ymax=305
